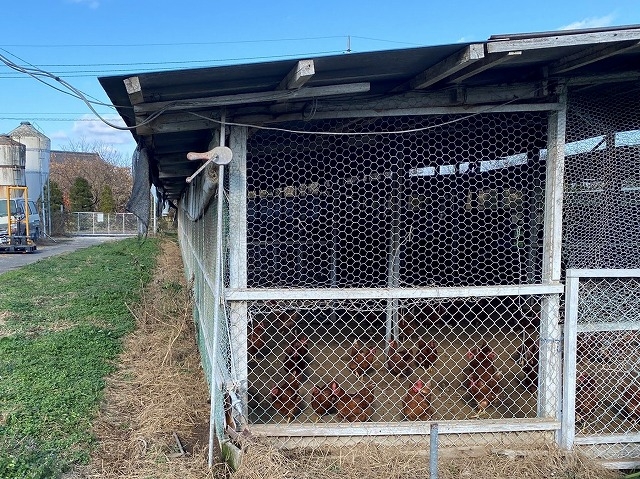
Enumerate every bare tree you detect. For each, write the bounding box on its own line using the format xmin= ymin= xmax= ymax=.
xmin=50 ymin=138 xmax=133 ymax=212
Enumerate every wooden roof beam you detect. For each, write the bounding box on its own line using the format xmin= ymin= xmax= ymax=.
xmin=549 ymin=40 xmax=640 ymax=75
xmin=409 ymin=44 xmax=485 ymax=89
xmin=133 ymin=82 xmax=370 ymax=114
xmin=277 ymin=59 xmax=315 ymax=90
xmin=448 ymin=51 xmax=521 ymax=83
xmin=487 ymin=27 xmax=640 ymax=53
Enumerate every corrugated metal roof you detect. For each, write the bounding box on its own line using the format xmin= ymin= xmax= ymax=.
xmin=99 ymin=25 xmax=640 ymax=200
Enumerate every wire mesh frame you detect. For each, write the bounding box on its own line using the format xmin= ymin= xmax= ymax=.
xmin=562 ymin=269 xmax=640 ymax=467
xmin=177 ymin=187 xmax=237 ymax=465
xmin=219 ymin=107 xmax=569 ymax=447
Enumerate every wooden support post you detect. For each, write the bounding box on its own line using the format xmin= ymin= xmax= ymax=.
xmin=228 ymin=125 xmax=249 ymax=418
xmin=540 ymin=85 xmax=567 ymax=429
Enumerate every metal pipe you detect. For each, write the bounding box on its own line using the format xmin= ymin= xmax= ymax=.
xmin=430 ymin=422 xmax=439 ymax=479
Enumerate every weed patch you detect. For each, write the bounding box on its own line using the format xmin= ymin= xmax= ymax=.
xmin=0 ymin=237 xmax=159 ymax=477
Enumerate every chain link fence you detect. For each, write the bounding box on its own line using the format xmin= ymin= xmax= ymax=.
xmin=48 ymin=211 xmax=140 ymax=236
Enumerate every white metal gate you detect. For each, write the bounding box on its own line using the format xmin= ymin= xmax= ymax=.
xmin=562 ymin=269 xmax=640 ymax=469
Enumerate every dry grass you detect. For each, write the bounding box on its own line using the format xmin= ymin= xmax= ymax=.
xmin=72 ymin=236 xmax=624 ymax=479
xmin=73 ymin=237 xmax=215 ymax=478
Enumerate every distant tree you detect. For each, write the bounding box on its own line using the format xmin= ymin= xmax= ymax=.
xmin=45 ymin=180 xmax=65 ymax=212
xmin=50 ymin=138 xmax=132 ymax=213
xmin=69 ymin=177 xmax=94 ymax=212
xmin=99 ymin=185 xmax=116 ymax=213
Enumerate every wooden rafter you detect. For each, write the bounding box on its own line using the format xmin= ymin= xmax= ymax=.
xmin=133 ymin=82 xmax=370 ymax=114
xmin=277 ymin=59 xmax=315 ymax=90
xmin=549 ymin=40 xmax=640 ymax=75
xmin=448 ymin=51 xmax=521 ymax=83
xmin=408 ymin=44 xmax=485 ymax=90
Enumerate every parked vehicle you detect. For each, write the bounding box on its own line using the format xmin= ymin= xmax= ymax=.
xmin=0 ymin=197 xmax=41 ymax=241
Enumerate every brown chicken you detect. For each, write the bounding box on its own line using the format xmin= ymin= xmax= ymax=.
xmin=403 ymin=379 xmax=434 ymax=421
xmin=282 ymin=335 xmax=311 ymax=377
xmin=331 ymin=382 xmax=375 ymax=422
xmin=348 ymin=340 xmax=377 ymax=377
xmin=386 ymin=339 xmax=414 ymax=377
xmin=248 ymin=320 xmax=266 ymax=357
xmin=270 ymin=373 xmax=303 ymax=422
xmin=465 ymin=342 xmax=503 ymax=413
xmin=310 ymin=380 xmax=340 ymax=417
xmin=414 ymin=339 xmax=438 ymax=370
xmin=575 ymin=372 xmax=598 ymax=425
xmin=619 ymin=381 xmax=640 ymax=417
xmin=514 ymin=335 xmax=539 ymax=392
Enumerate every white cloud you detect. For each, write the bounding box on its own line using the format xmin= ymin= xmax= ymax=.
xmin=50 ymin=115 xmax=137 ymax=161
xmin=559 ymin=14 xmax=616 ymax=31
xmin=68 ymin=0 xmax=100 ymax=8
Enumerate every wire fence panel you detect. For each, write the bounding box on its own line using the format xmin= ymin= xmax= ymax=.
xmin=70 ymin=211 xmax=139 ymax=235
xmin=561 ymin=85 xmax=640 ymax=467
xmin=563 ymin=272 xmax=640 ymax=466
xmin=245 ymin=295 xmax=557 ymax=426
xmin=563 ymin=89 xmax=640 ymax=271
xmin=227 ymin=111 xmax=564 ymax=448
xmin=245 ymin=113 xmax=548 ymax=289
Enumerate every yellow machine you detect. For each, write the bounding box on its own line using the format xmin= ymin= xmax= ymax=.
xmin=0 ymin=186 xmax=37 ymax=253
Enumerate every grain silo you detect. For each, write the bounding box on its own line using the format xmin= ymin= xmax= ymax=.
xmin=9 ymin=121 xmax=51 ymax=203
xmin=0 ymin=135 xmax=26 ymax=199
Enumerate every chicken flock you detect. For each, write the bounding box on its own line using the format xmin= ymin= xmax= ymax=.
xmin=252 ymin=311 xmax=640 ymax=425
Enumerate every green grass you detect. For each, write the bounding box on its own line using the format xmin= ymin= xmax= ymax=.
xmin=0 ymin=237 xmax=159 ymax=478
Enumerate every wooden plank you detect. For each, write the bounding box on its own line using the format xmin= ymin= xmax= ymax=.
xmin=227 ymin=126 xmax=249 ymax=417
xmin=277 ymin=59 xmax=315 ymax=90
xmin=409 ymin=44 xmax=485 ymax=89
xmin=250 ymin=418 xmax=560 ymax=437
xmin=599 ymin=460 xmax=640 ymax=470
xmin=225 ymin=284 xmax=564 ymax=301
xmin=124 ymin=76 xmax=144 ymax=105
xmin=566 ymin=268 xmax=640 ymax=279
xmin=560 ymin=274 xmax=579 ymax=449
xmin=549 ymin=41 xmax=640 ymax=75
xmin=448 ymin=51 xmax=520 ymax=84
xmin=577 ymin=321 xmax=640 ymax=333
xmin=487 ymin=27 xmax=640 ymax=53
xmin=575 ymin=433 xmax=640 ymax=444
xmin=134 ymin=82 xmax=371 ymax=114
xmin=539 ymin=87 xmax=567 ymax=425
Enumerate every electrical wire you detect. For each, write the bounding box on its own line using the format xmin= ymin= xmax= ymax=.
xmin=186 ymin=89 xmax=541 ymax=137
xmin=1 ymin=45 xmax=545 ymax=137
xmin=0 ymin=50 xmax=174 ymax=130
xmin=3 ymin=36 xmax=347 ymax=48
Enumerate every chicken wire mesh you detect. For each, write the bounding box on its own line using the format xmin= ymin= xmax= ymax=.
xmin=178 ymin=185 xmax=236 ymax=457
xmin=562 ymin=85 xmax=640 ymax=462
xmin=563 ymin=87 xmax=640 ymax=270
xmin=245 ymin=112 xmax=548 ymax=289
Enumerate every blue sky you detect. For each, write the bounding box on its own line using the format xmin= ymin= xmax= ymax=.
xmin=1 ymin=0 xmax=639 ymax=162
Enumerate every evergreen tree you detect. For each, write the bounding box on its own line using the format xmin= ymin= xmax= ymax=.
xmin=46 ymin=180 xmax=65 ymax=212
xmin=69 ymin=177 xmax=94 ymax=212
xmin=99 ymin=185 xmax=116 ymax=213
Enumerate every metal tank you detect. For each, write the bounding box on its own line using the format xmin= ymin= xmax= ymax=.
xmin=0 ymin=135 xmax=26 ymax=199
xmin=9 ymin=121 xmax=51 ymax=203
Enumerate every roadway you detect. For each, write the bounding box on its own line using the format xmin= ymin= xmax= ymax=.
xmin=0 ymin=236 xmax=122 ymax=275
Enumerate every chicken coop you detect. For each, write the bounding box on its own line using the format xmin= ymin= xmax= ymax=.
xmin=100 ymin=25 xmax=640 ymax=469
